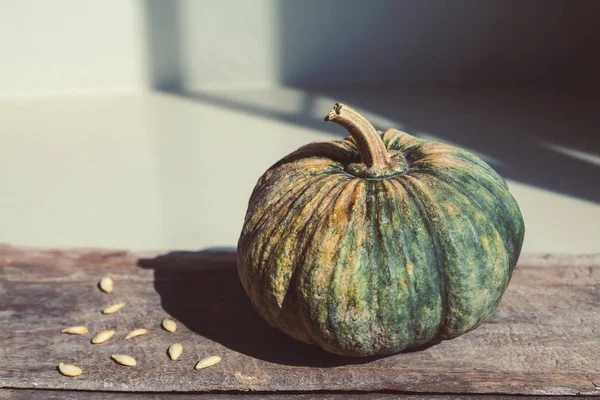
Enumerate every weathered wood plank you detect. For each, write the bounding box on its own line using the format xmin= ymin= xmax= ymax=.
xmin=1 ymin=388 xmax=594 ymax=400
xmin=1 ymin=245 xmax=599 ymax=395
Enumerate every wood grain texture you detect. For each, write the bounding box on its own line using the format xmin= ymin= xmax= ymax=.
xmin=1 ymin=389 xmax=594 ymax=400
xmin=0 ymin=245 xmax=599 ymax=396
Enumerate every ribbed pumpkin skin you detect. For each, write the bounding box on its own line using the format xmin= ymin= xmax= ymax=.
xmin=237 ymin=129 xmax=524 ymax=357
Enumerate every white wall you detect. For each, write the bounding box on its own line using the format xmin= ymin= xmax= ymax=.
xmin=144 ymin=0 xmax=280 ymax=91
xmin=1 ymin=0 xmax=598 ymax=94
xmin=0 ymin=0 xmax=146 ymax=95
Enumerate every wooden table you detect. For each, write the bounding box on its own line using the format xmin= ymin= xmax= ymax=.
xmin=1 ymin=245 xmax=598 ymax=399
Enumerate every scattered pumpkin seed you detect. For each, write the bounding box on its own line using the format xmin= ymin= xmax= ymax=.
xmin=102 ymin=303 xmax=125 ymax=314
xmin=91 ymin=330 xmax=115 ymax=344
xmin=195 ymin=355 xmax=221 ymax=370
xmin=58 ymin=363 xmax=82 ymax=377
xmin=168 ymin=343 xmax=183 ymax=360
xmin=111 ymin=354 xmax=136 ymax=366
xmin=61 ymin=326 xmax=88 ymax=335
xmin=124 ymin=328 xmax=148 ymax=340
xmin=162 ymin=318 xmax=177 ymax=332
xmin=99 ymin=277 xmax=114 ymax=293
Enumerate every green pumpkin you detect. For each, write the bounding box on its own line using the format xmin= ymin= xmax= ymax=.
xmin=237 ymin=103 xmax=524 ymax=357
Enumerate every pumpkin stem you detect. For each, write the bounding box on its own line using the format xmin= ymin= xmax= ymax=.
xmin=325 ymin=103 xmax=395 ymax=171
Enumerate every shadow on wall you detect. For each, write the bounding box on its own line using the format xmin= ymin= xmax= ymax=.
xmin=276 ymin=0 xmax=600 ymax=85
xmin=143 ymin=0 xmax=600 ymax=204
xmin=144 ymin=0 xmax=183 ymax=91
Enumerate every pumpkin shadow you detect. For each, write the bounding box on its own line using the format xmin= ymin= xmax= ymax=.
xmin=137 ymin=248 xmax=411 ymax=367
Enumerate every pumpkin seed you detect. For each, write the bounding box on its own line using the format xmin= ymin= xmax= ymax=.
xmin=124 ymin=328 xmax=148 ymax=340
xmin=61 ymin=326 xmax=88 ymax=335
xmin=91 ymin=330 xmax=115 ymax=344
xmin=58 ymin=363 xmax=82 ymax=377
xmin=194 ymin=355 xmax=221 ymax=370
xmin=162 ymin=318 xmax=177 ymax=332
xmin=111 ymin=354 xmax=136 ymax=366
xmin=102 ymin=303 xmax=125 ymax=314
xmin=168 ymin=343 xmax=183 ymax=360
xmin=99 ymin=277 xmax=114 ymax=293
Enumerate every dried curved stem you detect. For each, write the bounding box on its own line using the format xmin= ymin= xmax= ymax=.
xmin=325 ymin=103 xmax=394 ymax=170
